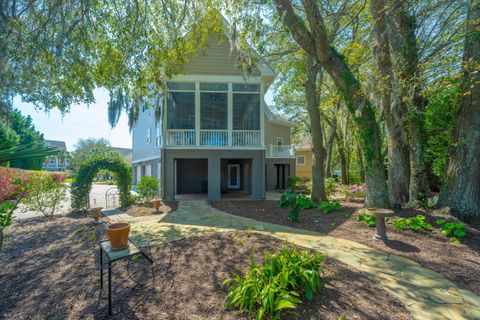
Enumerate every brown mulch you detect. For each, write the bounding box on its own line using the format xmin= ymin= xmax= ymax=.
xmin=211 ymin=200 xmax=480 ymax=296
xmin=0 ymin=215 xmax=411 ymax=320
xmin=122 ymin=201 xmax=178 ymax=217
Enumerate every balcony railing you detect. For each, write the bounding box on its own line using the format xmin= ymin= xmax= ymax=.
xmin=166 ymin=129 xmax=196 ymax=146
xmin=232 ymin=130 xmax=261 ymax=147
xmin=266 ymin=144 xmax=295 ymax=158
xmin=200 ymin=130 xmax=228 ymax=146
xmin=165 ymin=129 xmax=261 ymax=147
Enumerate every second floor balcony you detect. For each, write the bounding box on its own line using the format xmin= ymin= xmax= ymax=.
xmin=166 ymin=129 xmax=261 ymax=147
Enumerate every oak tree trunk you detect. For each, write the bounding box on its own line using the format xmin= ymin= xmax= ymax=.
xmin=336 ymin=130 xmax=348 ymax=184
xmin=275 ymin=0 xmax=390 ymax=207
xmin=304 ymin=56 xmax=327 ymax=202
xmin=324 ymin=101 xmax=340 ymax=177
xmin=439 ymin=0 xmax=480 ymax=220
xmin=370 ymin=0 xmax=410 ymax=204
xmin=356 ymin=139 xmax=366 ymax=183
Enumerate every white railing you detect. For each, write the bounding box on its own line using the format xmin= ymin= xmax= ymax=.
xmin=166 ymin=129 xmax=196 ymax=146
xmin=266 ymin=144 xmax=295 ymax=158
xmin=232 ymin=130 xmax=261 ymax=147
xmin=200 ymin=130 xmax=228 ymax=146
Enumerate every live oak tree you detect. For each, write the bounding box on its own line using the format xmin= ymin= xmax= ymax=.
xmin=274 ymin=0 xmax=390 ymax=207
xmin=439 ymin=0 xmax=480 ymax=220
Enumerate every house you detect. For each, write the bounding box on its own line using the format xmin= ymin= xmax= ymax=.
xmin=132 ymin=31 xmax=295 ymax=200
xmin=111 ymin=147 xmax=133 ymax=164
xmin=294 ymin=135 xmax=313 ymax=179
xmin=42 ymin=140 xmax=69 ymax=171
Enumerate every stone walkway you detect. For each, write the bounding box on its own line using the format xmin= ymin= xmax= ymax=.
xmin=108 ymin=201 xmax=480 ymax=320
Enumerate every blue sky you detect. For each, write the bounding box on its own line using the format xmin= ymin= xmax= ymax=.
xmin=16 ymin=88 xmax=275 ymax=151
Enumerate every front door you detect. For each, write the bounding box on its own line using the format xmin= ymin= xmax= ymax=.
xmin=228 ymin=164 xmax=240 ymax=189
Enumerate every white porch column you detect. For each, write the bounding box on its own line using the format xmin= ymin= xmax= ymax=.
xmin=195 ymin=82 xmax=200 ymax=146
xmin=228 ymin=83 xmax=233 ymax=146
xmin=260 ymin=83 xmax=265 ymax=147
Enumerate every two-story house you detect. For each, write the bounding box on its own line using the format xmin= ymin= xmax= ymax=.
xmin=132 ymin=32 xmax=295 ymax=201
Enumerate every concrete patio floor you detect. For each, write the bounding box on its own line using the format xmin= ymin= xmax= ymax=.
xmin=107 ymin=200 xmax=480 ymax=320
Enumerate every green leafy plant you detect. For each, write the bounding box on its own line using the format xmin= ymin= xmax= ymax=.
xmin=279 ymin=189 xmax=315 ymax=221
xmin=324 ymin=177 xmax=336 ymax=198
xmin=23 ymin=172 xmax=68 ymax=217
xmin=392 ymin=215 xmax=432 ymax=232
xmin=70 ymin=156 xmax=131 ymax=210
xmin=318 ymin=199 xmax=341 ymax=214
xmin=136 ymin=176 xmax=160 ymax=204
xmin=436 ymin=219 xmax=466 ymax=243
xmin=357 ymin=213 xmax=377 ymax=227
xmin=287 ymin=176 xmax=311 ymax=194
xmin=224 ymin=245 xmax=325 ymax=320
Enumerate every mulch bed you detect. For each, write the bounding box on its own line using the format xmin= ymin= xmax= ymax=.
xmin=123 ymin=201 xmax=178 ymax=217
xmin=0 ymin=215 xmax=411 ymax=319
xmin=211 ymin=200 xmax=480 ymax=296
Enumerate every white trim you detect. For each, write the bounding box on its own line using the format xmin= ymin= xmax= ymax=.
xmin=228 ymin=164 xmax=241 ymax=189
xmin=296 ymin=155 xmax=306 ymax=165
xmin=260 ymin=83 xmax=265 ymax=147
xmin=171 ymin=74 xmax=262 ymax=83
xmin=195 ymin=82 xmax=200 ymax=146
xmin=163 ymin=146 xmax=265 ymax=150
xmin=132 ymin=155 xmax=161 ymax=164
xmin=227 ymin=83 xmax=233 ymax=146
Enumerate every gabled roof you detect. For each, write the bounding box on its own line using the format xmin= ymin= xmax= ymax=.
xmin=264 ymin=102 xmax=291 ymax=127
xmin=294 ymin=134 xmax=312 ymax=150
xmin=45 ymin=140 xmax=67 ymax=151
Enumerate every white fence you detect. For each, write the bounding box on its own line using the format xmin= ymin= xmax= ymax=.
xmin=266 ymin=145 xmax=295 ymax=158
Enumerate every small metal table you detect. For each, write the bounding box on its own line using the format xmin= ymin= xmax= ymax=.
xmin=99 ymin=239 xmax=153 ymax=315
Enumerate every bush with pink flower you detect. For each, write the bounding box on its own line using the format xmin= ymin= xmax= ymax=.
xmin=339 ymin=184 xmax=366 ymax=202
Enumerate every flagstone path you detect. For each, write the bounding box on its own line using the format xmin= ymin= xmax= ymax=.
xmin=107 ymin=201 xmax=480 ymax=320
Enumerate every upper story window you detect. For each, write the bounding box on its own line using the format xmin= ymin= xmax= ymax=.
xmin=233 ymin=84 xmax=260 ymax=130
xmin=155 ymin=126 xmax=161 ymax=146
xmin=277 ymin=137 xmax=284 ymax=146
xmin=147 ymin=128 xmax=151 ymax=143
xmin=167 ymin=82 xmax=195 ymax=129
xmin=200 ymin=83 xmax=228 ymax=130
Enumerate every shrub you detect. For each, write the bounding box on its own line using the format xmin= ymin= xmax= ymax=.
xmin=436 ymin=219 xmax=466 ymax=244
xmin=23 ymin=172 xmax=68 ymax=217
xmin=279 ymin=189 xmax=316 ymax=221
xmin=339 ymin=184 xmax=366 ymax=201
xmin=324 ymin=177 xmax=336 ymax=198
xmin=318 ymin=199 xmax=341 ymax=214
xmin=357 ymin=213 xmax=377 ymax=227
xmin=224 ymin=245 xmax=325 ymax=320
xmin=392 ymin=215 xmax=432 ymax=232
xmin=136 ymin=176 xmax=159 ymax=204
xmin=287 ymin=176 xmax=311 ymax=194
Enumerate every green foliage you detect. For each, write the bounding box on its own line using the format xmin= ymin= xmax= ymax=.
xmin=279 ymin=189 xmax=315 ymax=221
xmin=71 ymin=156 xmax=131 ymax=210
xmin=436 ymin=219 xmax=466 ymax=243
xmin=224 ymin=245 xmax=325 ymax=320
xmin=425 ymin=84 xmax=459 ymax=181
xmin=318 ymin=199 xmax=341 ymax=214
xmin=392 ymin=215 xmax=432 ymax=232
xmin=287 ymin=176 xmax=312 ymax=194
xmin=136 ymin=176 xmax=159 ymax=204
xmin=357 ymin=214 xmax=377 ymax=227
xmin=324 ymin=177 xmax=337 ymax=199
xmin=23 ymin=172 xmax=68 ymax=217
xmin=71 ymin=138 xmax=120 ymax=169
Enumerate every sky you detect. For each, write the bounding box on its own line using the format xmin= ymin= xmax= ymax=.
xmin=15 ymin=88 xmax=276 ymax=152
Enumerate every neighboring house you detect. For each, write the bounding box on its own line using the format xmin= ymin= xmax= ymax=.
xmin=42 ymin=140 xmax=70 ymax=172
xmin=132 ymin=31 xmax=295 ymax=200
xmin=294 ymin=135 xmax=313 ymax=179
xmin=111 ymin=147 xmax=133 ymax=164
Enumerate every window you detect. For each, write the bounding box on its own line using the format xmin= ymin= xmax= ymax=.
xmin=156 ymin=126 xmax=161 ymax=146
xmin=48 ymin=156 xmax=57 ymax=167
xmin=276 ymin=137 xmax=284 ymax=146
xmin=296 ymin=156 xmax=305 ymax=165
xmin=200 ymin=83 xmax=228 ymax=129
xmin=166 ymin=82 xmax=195 ymax=129
xmin=147 ymin=128 xmax=151 ymax=143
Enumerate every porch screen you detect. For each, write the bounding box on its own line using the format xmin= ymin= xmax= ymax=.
xmin=166 ymin=82 xmax=195 ymax=129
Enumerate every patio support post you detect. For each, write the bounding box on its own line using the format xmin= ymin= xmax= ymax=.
xmin=208 ymin=156 xmax=221 ymax=200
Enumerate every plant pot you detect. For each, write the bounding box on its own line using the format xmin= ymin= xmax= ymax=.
xmin=107 ymin=223 xmax=131 ymax=250
xmin=152 ymin=199 xmax=161 ymax=212
xmin=90 ymin=207 xmax=103 ymax=221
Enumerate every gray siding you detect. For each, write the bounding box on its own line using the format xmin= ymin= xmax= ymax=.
xmin=132 ymin=107 xmax=161 ymax=162
xmin=265 ymin=158 xmax=296 ymax=191
xmin=264 ymin=120 xmax=291 ymax=145
xmin=184 ymin=34 xmax=261 ymax=76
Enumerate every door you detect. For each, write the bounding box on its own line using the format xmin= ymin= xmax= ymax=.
xmin=228 ymin=164 xmax=240 ymax=189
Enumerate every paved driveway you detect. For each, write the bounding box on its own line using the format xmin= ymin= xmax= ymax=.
xmin=14 ymin=183 xmax=121 ymax=219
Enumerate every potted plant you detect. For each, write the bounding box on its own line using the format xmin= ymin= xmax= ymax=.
xmin=152 ymin=198 xmax=161 ymax=212
xmin=107 ymin=223 xmax=131 ymax=250
xmin=90 ymin=207 xmax=103 ymax=221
